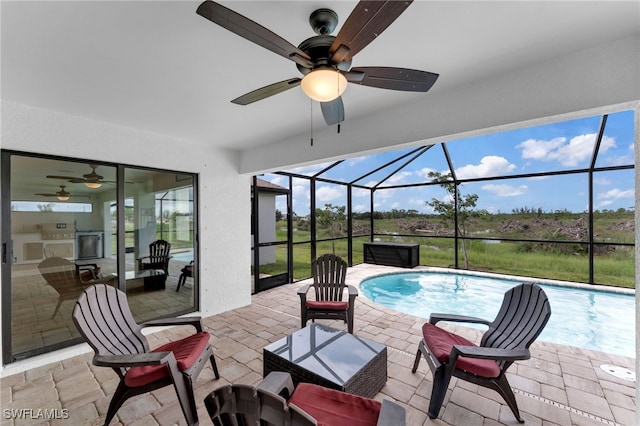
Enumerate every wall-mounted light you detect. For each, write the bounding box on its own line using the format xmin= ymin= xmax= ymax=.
xmin=301 ymin=68 xmax=347 ymax=102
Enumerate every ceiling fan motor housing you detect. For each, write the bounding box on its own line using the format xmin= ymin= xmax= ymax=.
xmin=296 ymin=35 xmax=351 ymax=75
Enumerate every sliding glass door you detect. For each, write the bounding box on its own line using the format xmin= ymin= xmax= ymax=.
xmin=1 ymin=151 xmax=198 ymax=363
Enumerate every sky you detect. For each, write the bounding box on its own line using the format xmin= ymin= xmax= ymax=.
xmin=265 ymin=109 xmax=635 ymax=216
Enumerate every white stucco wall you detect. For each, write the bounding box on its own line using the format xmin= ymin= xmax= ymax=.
xmin=0 ymin=100 xmax=251 ymax=374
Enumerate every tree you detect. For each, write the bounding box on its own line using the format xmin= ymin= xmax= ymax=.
xmin=315 ymin=203 xmax=346 ymax=254
xmin=425 ymin=171 xmax=479 ymax=268
xmin=37 ymin=203 xmax=54 ymax=212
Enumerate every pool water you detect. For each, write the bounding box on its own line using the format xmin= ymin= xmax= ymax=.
xmin=171 ymin=250 xmax=193 ymax=262
xmin=361 ymin=272 xmax=635 ymax=358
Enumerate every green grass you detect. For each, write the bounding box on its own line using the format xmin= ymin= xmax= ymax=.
xmin=256 ymin=233 xmax=635 ymax=288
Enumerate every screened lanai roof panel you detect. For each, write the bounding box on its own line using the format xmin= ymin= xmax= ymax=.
xmin=313 ymin=147 xmax=419 ymax=184
xmin=594 ymin=110 xmax=635 ymax=169
xmin=446 ymin=115 xmax=604 ymax=179
xmin=371 ymin=144 xmax=452 ymax=188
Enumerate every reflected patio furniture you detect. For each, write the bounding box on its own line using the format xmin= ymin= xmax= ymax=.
xmin=204 ymin=371 xmax=405 ymax=426
xmin=298 ymin=253 xmax=357 ymax=334
xmin=411 ymin=282 xmax=551 ymax=423
xmin=177 ymin=260 xmax=194 ymax=292
xmin=38 ymin=256 xmax=113 ymax=318
xmin=137 ymin=239 xmax=172 ymax=274
xmin=72 ymin=283 xmax=219 ymax=426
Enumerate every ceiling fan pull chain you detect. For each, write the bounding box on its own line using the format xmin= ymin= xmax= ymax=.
xmin=310 ymin=99 xmax=314 ymax=146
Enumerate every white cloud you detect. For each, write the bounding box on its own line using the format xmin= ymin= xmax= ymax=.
xmin=517 ymin=134 xmax=616 ymax=167
xmin=352 ymin=187 xmax=370 ymax=198
xmin=316 ymin=185 xmax=343 ymax=202
xmin=353 ymin=204 xmax=368 ymax=212
xmin=593 ymin=177 xmax=612 ymax=185
xmin=455 ymin=156 xmax=516 ymax=179
xmin=597 ymin=188 xmax=634 ymax=200
xmin=481 ymin=183 xmax=528 ymax=197
xmin=415 ymin=167 xmax=436 ymax=179
xmin=384 ymin=171 xmax=413 ymax=186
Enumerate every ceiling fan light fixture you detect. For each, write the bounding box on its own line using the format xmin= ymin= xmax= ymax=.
xmin=301 ymin=68 xmax=347 ymax=102
xmin=84 ymin=181 xmax=102 ymax=189
xmin=57 ymin=194 xmax=70 ymax=201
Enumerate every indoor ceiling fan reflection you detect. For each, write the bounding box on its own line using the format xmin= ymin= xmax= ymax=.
xmin=46 ymin=164 xmax=113 ymax=188
xmin=34 ymin=185 xmax=87 ymax=201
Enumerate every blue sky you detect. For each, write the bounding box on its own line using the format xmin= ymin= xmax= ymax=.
xmin=266 ymin=110 xmax=635 ymax=216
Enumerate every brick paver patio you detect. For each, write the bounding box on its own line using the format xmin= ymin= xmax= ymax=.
xmin=0 ymin=264 xmax=636 ymax=425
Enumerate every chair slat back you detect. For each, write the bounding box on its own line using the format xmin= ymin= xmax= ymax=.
xmin=72 ymin=284 xmax=148 ymax=376
xmin=204 ymin=384 xmax=317 ymax=426
xmin=482 ymin=283 xmax=551 ymax=369
xmin=204 ymin=384 xmax=260 ymax=426
xmin=148 ymin=240 xmax=171 ymax=263
xmin=312 ymin=254 xmax=348 ymax=302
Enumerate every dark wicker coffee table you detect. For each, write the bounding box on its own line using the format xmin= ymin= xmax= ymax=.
xmin=263 ymin=324 xmax=387 ymax=398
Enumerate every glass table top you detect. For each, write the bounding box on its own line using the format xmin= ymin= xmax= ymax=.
xmin=263 ymin=324 xmax=386 ymax=385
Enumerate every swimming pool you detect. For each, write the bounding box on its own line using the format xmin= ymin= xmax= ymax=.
xmin=171 ymin=250 xmax=193 ymax=262
xmin=360 ymin=271 xmax=635 ymax=358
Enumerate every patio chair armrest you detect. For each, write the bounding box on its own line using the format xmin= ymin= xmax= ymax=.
xmin=376 ymin=399 xmax=406 ymax=426
xmin=451 ymin=345 xmax=531 ymax=362
xmin=93 ymin=351 xmax=175 ymax=368
xmin=347 ymin=285 xmax=359 ymax=297
xmin=257 ymin=371 xmax=296 ymax=400
xmin=297 ymin=284 xmax=312 ymax=300
xmin=429 ymin=313 xmax=491 ymax=326
xmin=142 ymin=316 xmax=204 ymax=332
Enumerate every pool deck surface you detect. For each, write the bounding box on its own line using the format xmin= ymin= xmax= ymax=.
xmin=0 ymin=264 xmax=636 ymax=426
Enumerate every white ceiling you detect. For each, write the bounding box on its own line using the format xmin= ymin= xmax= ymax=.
xmin=2 ymin=1 xmax=639 ymax=156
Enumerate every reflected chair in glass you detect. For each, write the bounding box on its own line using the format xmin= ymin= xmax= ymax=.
xmin=38 ymin=256 xmax=114 ymax=318
xmin=176 ymin=260 xmax=194 ymax=292
xmin=137 ymin=239 xmax=172 ymax=287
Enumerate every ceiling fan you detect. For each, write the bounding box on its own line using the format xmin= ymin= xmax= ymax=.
xmin=34 ymin=185 xmax=85 ymax=201
xmin=196 ymin=0 xmax=439 ymax=125
xmin=46 ymin=164 xmax=112 ymax=188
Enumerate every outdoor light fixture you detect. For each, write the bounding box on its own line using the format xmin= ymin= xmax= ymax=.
xmin=301 ymin=68 xmax=347 ymax=102
xmin=84 ymin=181 xmax=102 ymax=189
xmin=57 ymin=194 xmax=70 ymax=201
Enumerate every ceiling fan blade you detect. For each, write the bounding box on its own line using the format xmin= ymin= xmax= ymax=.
xmin=231 ymin=78 xmax=301 ymax=105
xmin=350 ymin=67 xmax=439 ymax=92
xmin=321 ymin=97 xmax=345 ymax=125
xmin=196 ymin=1 xmax=313 ymax=68
xmin=46 ymin=175 xmax=86 ymax=183
xmin=34 ymin=193 xmax=57 ymax=197
xmin=330 ymin=0 xmax=413 ymax=63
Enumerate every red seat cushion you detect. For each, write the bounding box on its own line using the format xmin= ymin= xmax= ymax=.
xmin=289 ymin=383 xmax=381 ymax=426
xmin=124 ymin=332 xmax=210 ymax=387
xmin=422 ymin=323 xmax=501 ymax=378
xmin=306 ymin=301 xmax=349 ymax=311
